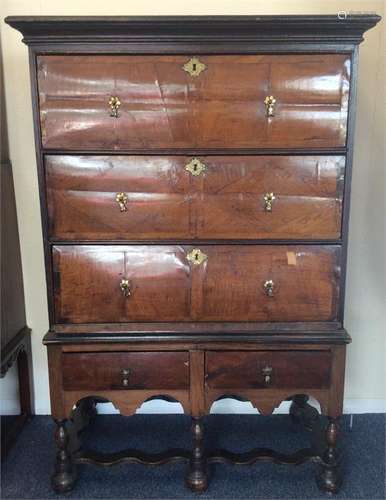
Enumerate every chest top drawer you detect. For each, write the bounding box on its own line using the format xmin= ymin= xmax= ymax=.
xmin=37 ymin=54 xmax=350 ymax=150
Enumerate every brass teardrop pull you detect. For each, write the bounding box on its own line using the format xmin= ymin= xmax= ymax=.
xmin=264 ymin=95 xmax=276 ymax=117
xmin=119 ymin=278 xmax=131 ymax=298
xmin=263 ymin=192 xmax=276 ymax=212
xmin=263 ymin=280 xmax=275 ymax=297
xmin=109 ymin=96 xmax=121 ymax=118
xmin=116 ymin=192 xmax=128 ymax=212
xmin=262 ymin=365 xmax=273 ymax=385
xmin=121 ymin=368 xmax=130 ymax=387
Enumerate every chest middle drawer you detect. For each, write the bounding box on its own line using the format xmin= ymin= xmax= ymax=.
xmin=46 ymin=155 xmax=344 ymax=241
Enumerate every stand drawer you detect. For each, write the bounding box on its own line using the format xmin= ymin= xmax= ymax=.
xmin=62 ymin=351 xmax=189 ymax=391
xmin=206 ymin=350 xmax=331 ymax=390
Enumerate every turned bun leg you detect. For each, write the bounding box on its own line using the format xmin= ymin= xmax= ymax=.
xmin=316 ymin=417 xmax=342 ymax=494
xmin=51 ymin=419 xmax=77 ymax=493
xmin=185 ymin=417 xmax=208 ymax=492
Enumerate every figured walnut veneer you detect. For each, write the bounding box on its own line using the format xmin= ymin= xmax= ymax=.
xmin=37 ymin=54 xmax=350 ymax=150
xmin=53 ymin=244 xmax=340 ymax=323
xmin=46 ymin=155 xmax=344 ymax=241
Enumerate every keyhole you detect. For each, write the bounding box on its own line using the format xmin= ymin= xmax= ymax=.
xmin=193 ymin=163 xmax=198 ymax=172
xmin=192 ymin=63 xmax=197 ymax=72
xmin=195 ymin=253 xmax=199 ymax=261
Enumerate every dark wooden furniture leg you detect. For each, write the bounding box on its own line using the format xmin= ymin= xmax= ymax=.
xmin=185 ymin=417 xmax=208 ymax=492
xmin=67 ymin=397 xmax=97 ymax=454
xmin=289 ymin=394 xmax=309 ymax=425
xmin=316 ymin=418 xmax=342 ymax=494
xmin=290 ymin=394 xmax=323 ymax=433
xmin=17 ymin=332 xmax=34 ymax=416
xmin=52 ymin=419 xmax=77 ymax=493
xmin=1 ymin=328 xmax=34 ymax=458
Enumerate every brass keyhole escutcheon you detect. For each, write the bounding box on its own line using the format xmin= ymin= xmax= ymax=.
xmin=119 ymin=278 xmax=131 ymax=298
xmin=116 ymin=192 xmax=128 ymax=212
xmin=187 ymin=248 xmax=208 ymax=266
xmin=264 ymin=95 xmax=276 ymax=117
xmin=263 ymin=192 xmax=276 ymax=212
xmin=185 ymin=158 xmax=206 ymax=176
xmin=183 ymin=57 xmax=207 ymax=77
xmin=109 ymin=96 xmax=121 ymax=118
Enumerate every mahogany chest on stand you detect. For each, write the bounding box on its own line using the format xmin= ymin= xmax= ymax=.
xmin=6 ymin=14 xmax=380 ymax=494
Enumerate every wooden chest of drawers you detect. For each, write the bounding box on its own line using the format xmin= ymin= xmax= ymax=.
xmin=6 ymin=14 xmax=380 ymax=495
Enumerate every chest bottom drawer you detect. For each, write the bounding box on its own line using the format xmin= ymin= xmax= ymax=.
xmin=205 ymin=350 xmax=331 ymax=390
xmin=53 ymin=244 xmax=340 ymax=323
xmin=62 ymin=351 xmax=189 ymax=391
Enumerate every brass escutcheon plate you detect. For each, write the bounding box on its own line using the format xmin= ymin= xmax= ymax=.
xmin=187 ymin=248 xmax=208 ymax=265
xmin=183 ymin=57 xmax=207 ymax=77
xmin=185 ymin=158 xmax=206 ymax=176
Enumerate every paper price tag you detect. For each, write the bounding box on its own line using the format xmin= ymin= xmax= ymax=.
xmin=286 ymin=252 xmax=297 ymax=266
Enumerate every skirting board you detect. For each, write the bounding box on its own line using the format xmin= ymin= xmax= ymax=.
xmin=3 ymin=398 xmax=384 ymax=416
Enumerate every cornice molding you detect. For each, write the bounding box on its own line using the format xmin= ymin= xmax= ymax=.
xmin=4 ymin=15 xmax=381 ymax=46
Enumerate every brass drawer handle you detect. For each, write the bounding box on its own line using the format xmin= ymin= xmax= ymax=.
xmin=109 ymin=96 xmax=121 ymax=118
xmin=116 ymin=192 xmax=128 ymax=212
xmin=187 ymin=248 xmax=207 ymax=266
xmin=121 ymin=368 xmax=130 ymax=387
xmin=183 ymin=57 xmax=206 ymax=77
xmin=263 ymin=279 xmax=275 ymax=297
xmin=262 ymin=365 xmax=273 ymax=385
xmin=264 ymin=95 xmax=276 ymax=117
xmin=185 ymin=158 xmax=206 ymax=176
xmin=119 ymin=278 xmax=131 ymax=298
xmin=263 ymin=192 xmax=276 ymax=212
